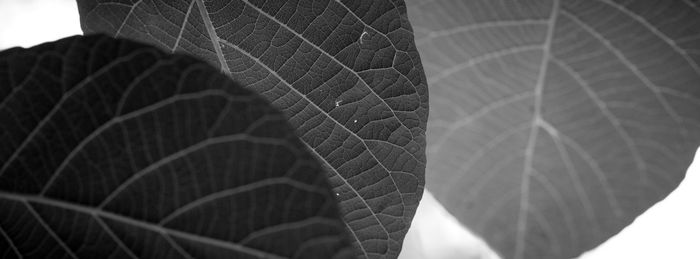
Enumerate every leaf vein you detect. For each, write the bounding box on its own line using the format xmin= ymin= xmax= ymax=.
xmin=0 ymin=225 xmax=22 ymax=259
xmin=24 ymin=202 xmax=79 ymax=259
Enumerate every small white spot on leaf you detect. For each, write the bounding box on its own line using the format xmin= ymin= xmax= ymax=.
xmin=335 ymin=99 xmax=342 ymax=107
xmin=360 ymin=31 xmax=369 ymax=44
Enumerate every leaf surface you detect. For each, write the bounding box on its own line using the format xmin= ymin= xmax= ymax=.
xmin=408 ymin=0 xmax=700 ymax=258
xmin=0 ymin=34 xmax=353 ymax=259
xmin=76 ymin=1 xmax=429 ymax=257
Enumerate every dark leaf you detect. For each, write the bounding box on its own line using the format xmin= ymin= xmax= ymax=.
xmin=76 ymin=1 xmax=429 ymax=257
xmin=0 ymin=34 xmax=353 ymax=259
xmin=408 ymin=0 xmax=700 ymax=258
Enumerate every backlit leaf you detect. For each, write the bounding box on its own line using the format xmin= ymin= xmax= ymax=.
xmin=76 ymin=1 xmax=429 ymax=257
xmin=408 ymin=0 xmax=700 ymax=258
xmin=0 ymin=35 xmax=353 ymax=259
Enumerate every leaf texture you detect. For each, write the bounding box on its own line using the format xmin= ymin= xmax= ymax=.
xmin=0 ymin=35 xmax=353 ymax=259
xmin=76 ymin=1 xmax=429 ymax=257
xmin=408 ymin=0 xmax=700 ymax=258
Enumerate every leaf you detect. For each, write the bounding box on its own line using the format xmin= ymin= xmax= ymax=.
xmin=75 ymin=1 xmax=429 ymax=257
xmin=407 ymin=0 xmax=700 ymax=258
xmin=0 ymin=34 xmax=353 ymax=259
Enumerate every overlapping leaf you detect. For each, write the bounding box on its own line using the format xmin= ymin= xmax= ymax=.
xmin=76 ymin=1 xmax=429 ymax=257
xmin=408 ymin=0 xmax=700 ymax=258
xmin=0 ymin=35 xmax=353 ymax=259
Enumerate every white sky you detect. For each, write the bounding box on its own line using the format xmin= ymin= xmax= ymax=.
xmin=0 ymin=1 xmax=697 ymax=258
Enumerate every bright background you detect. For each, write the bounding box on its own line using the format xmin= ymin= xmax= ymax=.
xmin=0 ymin=1 xmax=697 ymax=258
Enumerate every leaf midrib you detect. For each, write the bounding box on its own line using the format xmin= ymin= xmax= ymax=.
xmin=514 ymin=0 xmax=560 ymax=258
xmin=195 ymin=0 xmax=230 ymax=74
